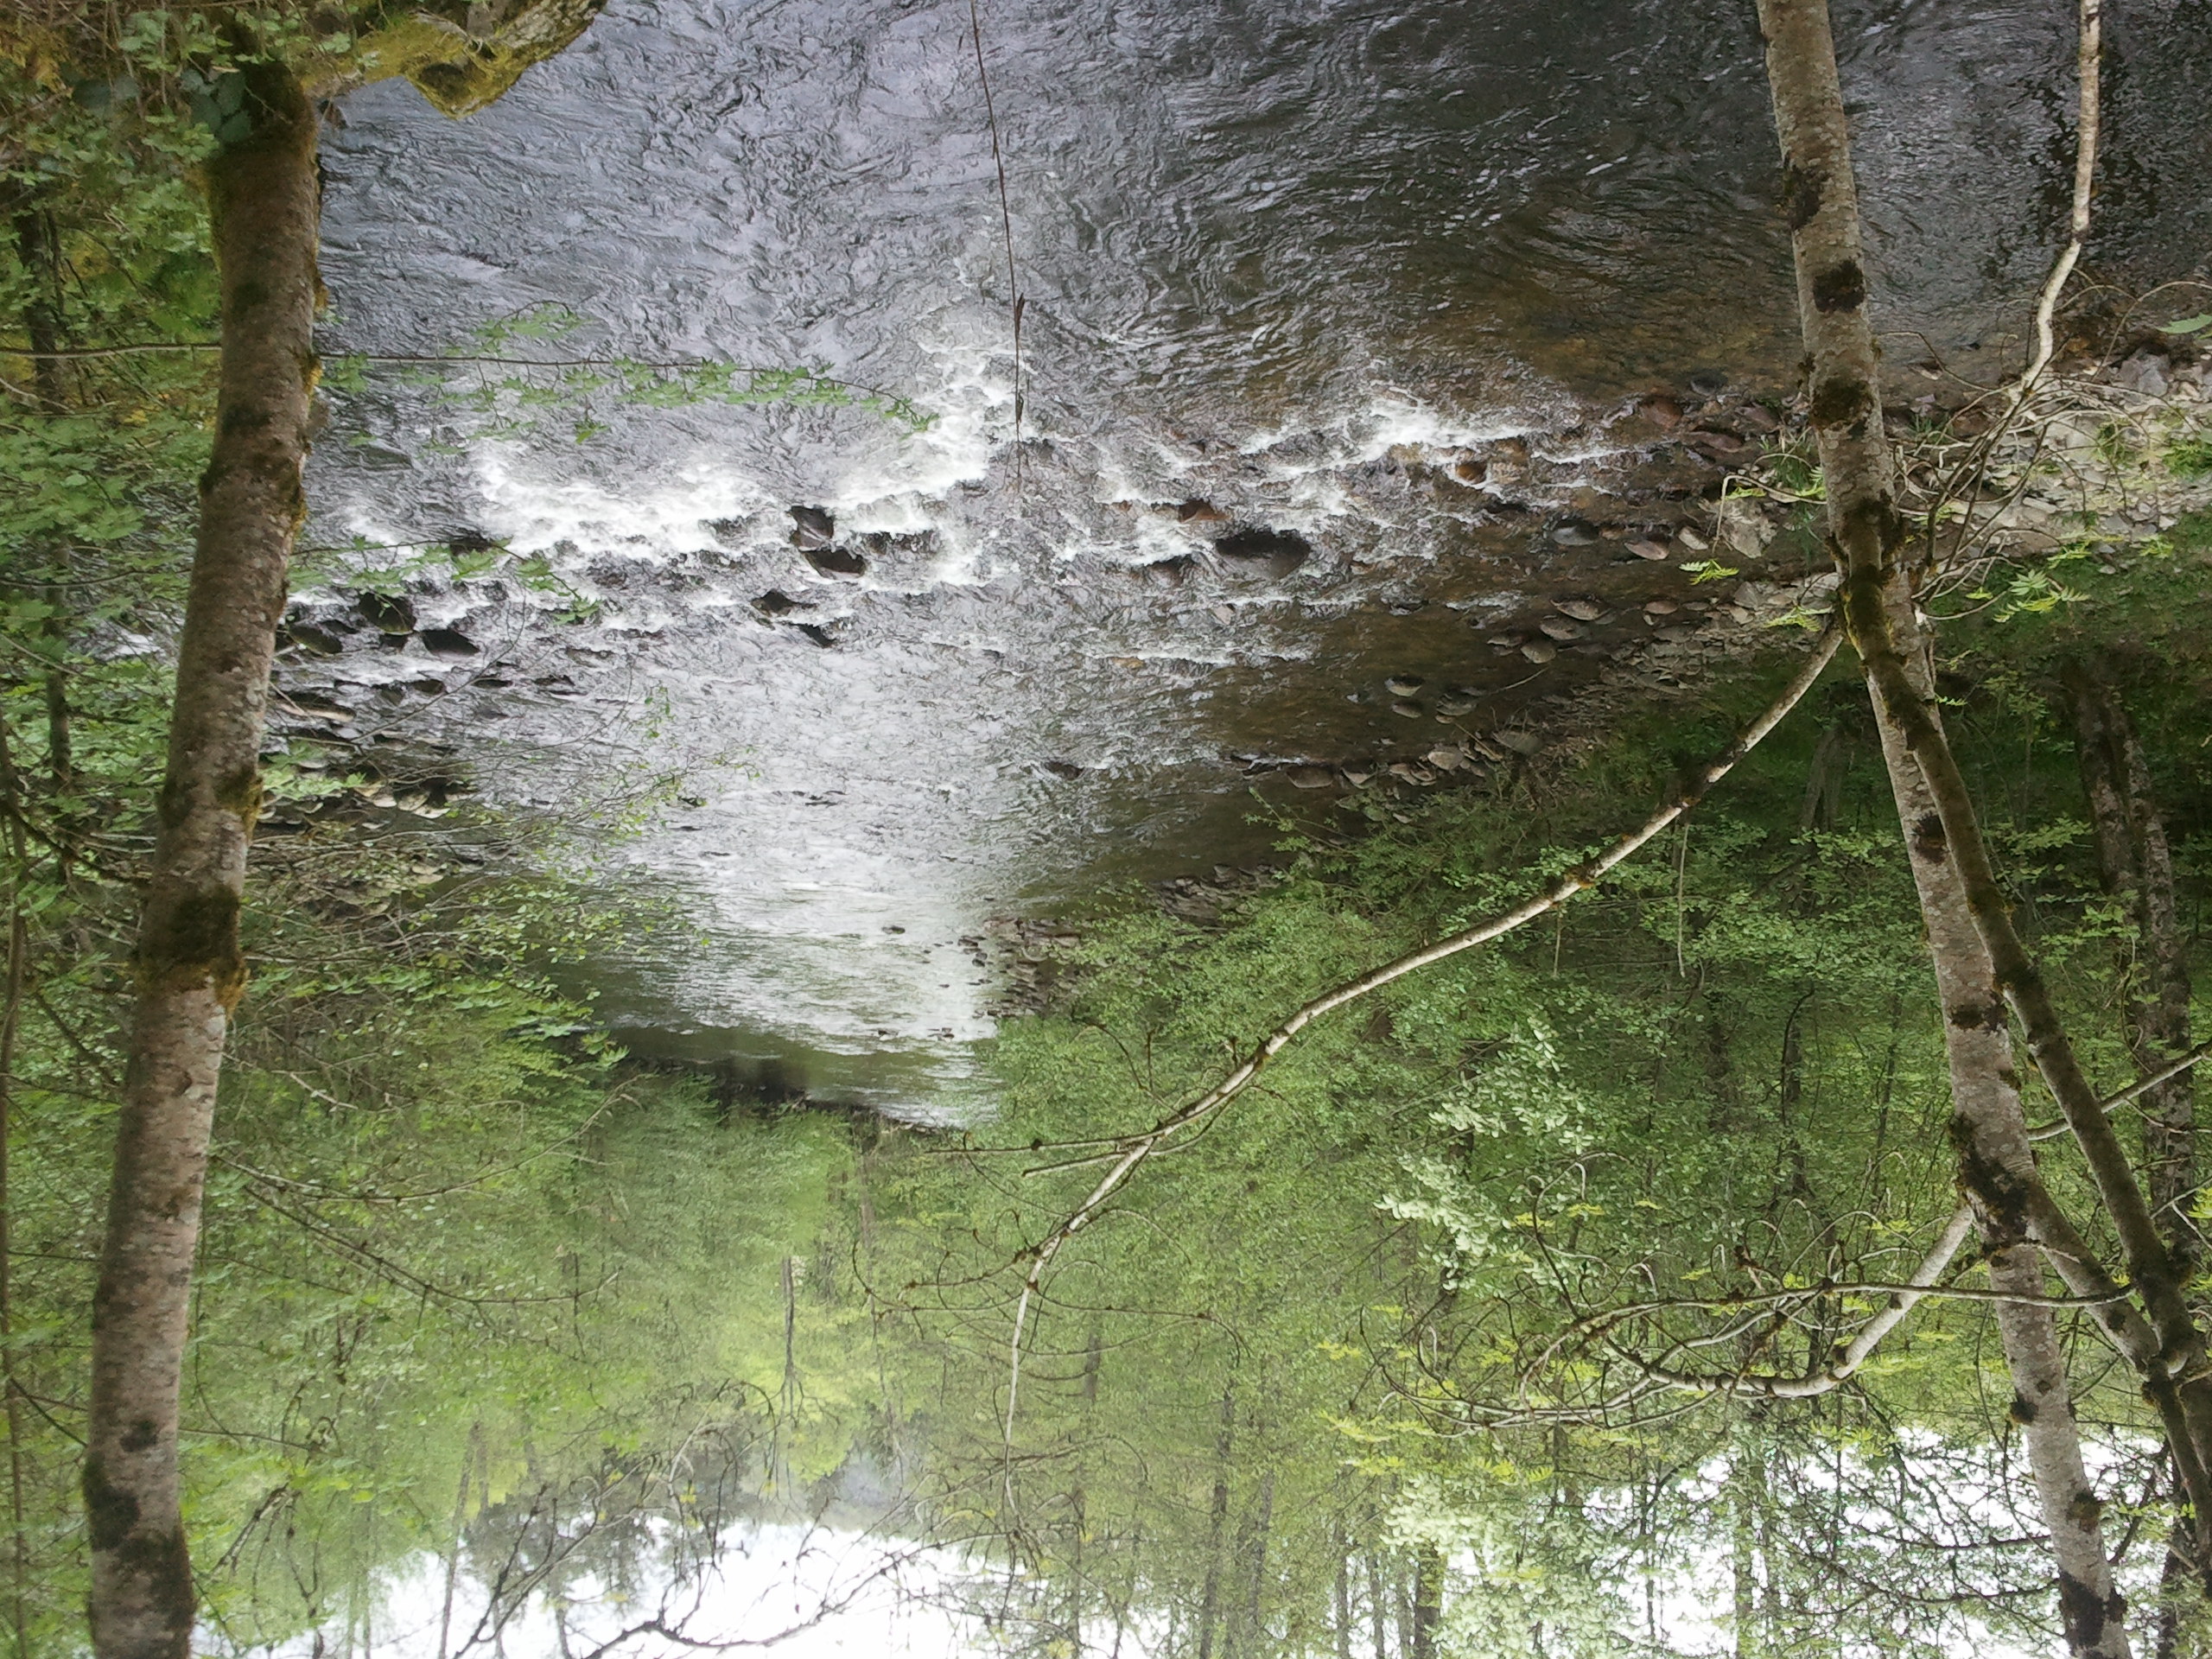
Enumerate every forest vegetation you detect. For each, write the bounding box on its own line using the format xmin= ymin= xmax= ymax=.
xmin=8 ymin=0 xmax=2212 ymax=1656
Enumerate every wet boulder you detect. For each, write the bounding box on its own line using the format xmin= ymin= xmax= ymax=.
xmin=1549 ymin=518 xmax=1601 ymax=547
xmin=804 ymin=545 xmax=868 ymax=578
xmin=419 ymin=628 xmax=480 ymax=658
xmin=1214 ymin=525 xmax=1312 ymax=576
xmin=355 ymin=591 xmax=416 ymax=633
xmin=789 ymin=505 xmax=836 ymax=550
xmin=283 ymin=622 xmax=348 ymax=657
xmin=753 ymin=589 xmax=805 ymax=615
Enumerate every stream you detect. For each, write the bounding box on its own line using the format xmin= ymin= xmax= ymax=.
xmin=281 ymin=0 xmax=2212 ymax=1113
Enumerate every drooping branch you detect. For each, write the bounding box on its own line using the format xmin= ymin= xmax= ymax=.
xmin=998 ymin=623 xmax=1842 ymax=1437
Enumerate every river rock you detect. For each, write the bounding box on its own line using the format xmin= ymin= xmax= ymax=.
xmin=1550 ymin=518 xmax=1601 ymax=546
xmin=1390 ymin=700 xmax=1424 ymax=719
xmin=356 ymin=591 xmax=416 ymax=633
xmin=283 ymin=622 xmax=347 ymax=656
xmin=1426 ymin=747 xmax=1468 ymax=771
xmin=1537 ymin=617 xmax=1583 ymax=641
xmin=1216 ymin=525 xmax=1312 ymax=575
xmin=420 ymin=628 xmax=479 ymax=658
xmin=1452 ymin=455 xmax=1487 ymax=483
xmin=1493 ymin=729 xmax=1542 ymax=755
xmin=1637 ymin=395 xmax=1683 ymax=429
xmin=1177 ymin=499 xmax=1231 ymax=522
xmin=789 ymin=505 xmax=836 ymax=549
xmin=1554 ymin=596 xmax=1605 ymax=621
xmin=1643 ymin=597 xmax=1679 ymax=615
xmin=1520 ymin=639 xmax=1557 ymax=664
xmin=1286 ymin=765 xmax=1335 ymax=790
xmin=804 ymin=545 xmax=867 ymax=577
xmin=1139 ymin=555 xmax=1195 ymax=587
xmin=753 ymin=589 xmax=804 ymax=615
xmin=1384 ymin=675 xmax=1425 ymax=696
xmin=1627 ymin=537 xmax=1672 ymax=561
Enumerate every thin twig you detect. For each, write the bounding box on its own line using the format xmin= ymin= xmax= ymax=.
xmin=999 ymin=622 xmax=1842 ymax=1441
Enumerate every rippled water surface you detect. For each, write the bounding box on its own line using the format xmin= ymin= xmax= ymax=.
xmin=301 ymin=0 xmax=2194 ymax=1105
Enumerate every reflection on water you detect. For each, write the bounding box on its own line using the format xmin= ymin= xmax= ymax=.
xmin=213 ymin=1101 xmax=2054 ymax=1659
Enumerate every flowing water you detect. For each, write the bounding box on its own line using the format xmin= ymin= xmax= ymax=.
xmin=286 ymin=0 xmax=2212 ymax=1111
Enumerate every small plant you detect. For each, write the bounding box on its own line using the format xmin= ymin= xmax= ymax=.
xmin=1680 ymin=560 xmax=1741 ymax=585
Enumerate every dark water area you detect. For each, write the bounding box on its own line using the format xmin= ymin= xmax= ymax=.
xmin=291 ymin=0 xmax=2201 ymax=1106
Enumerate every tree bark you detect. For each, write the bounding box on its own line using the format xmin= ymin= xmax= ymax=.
xmin=2065 ymin=664 xmax=2197 ymax=1268
xmin=1754 ymin=3 xmax=2134 ymax=1650
xmin=82 ymin=59 xmax=318 ymax=1659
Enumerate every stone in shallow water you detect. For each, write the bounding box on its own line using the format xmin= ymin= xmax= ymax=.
xmin=1520 ymin=639 xmax=1557 ymax=664
xmin=1286 ymin=766 xmax=1335 ymax=790
xmin=356 ymin=591 xmax=416 ymax=632
xmin=1538 ymin=617 xmax=1583 ymax=641
xmin=1384 ymin=675 xmax=1425 ymax=696
xmin=789 ymin=505 xmax=836 ymax=549
xmin=1627 ymin=537 xmax=1673 ymax=560
xmin=1554 ymin=596 xmax=1605 ymax=620
xmin=1215 ymin=525 xmax=1312 ymax=575
xmin=1550 ymin=518 xmax=1601 ymax=546
xmin=804 ymin=545 xmax=867 ymax=578
xmin=1390 ymin=699 xmax=1425 ymax=718
xmin=420 ymin=628 xmax=479 ymax=658
xmin=753 ymin=590 xmax=804 ymax=615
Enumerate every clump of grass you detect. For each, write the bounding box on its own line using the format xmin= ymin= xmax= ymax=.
xmin=2165 ymin=435 xmax=2212 ymax=480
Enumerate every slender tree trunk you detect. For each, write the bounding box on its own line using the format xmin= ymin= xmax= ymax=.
xmin=1 ymin=905 xmax=25 ymax=1659
xmin=1754 ymin=4 xmax=2133 ymax=1651
xmin=83 ymin=59 xmax=318 ymax=1659
xmin=1408 ymin=1543 xmax=1441 ymax=1659
xmin=2065 ymin=664 xmax=2197 ymax=1267
xmin=1197 ymin=1387 xmax=1234 ymax=1659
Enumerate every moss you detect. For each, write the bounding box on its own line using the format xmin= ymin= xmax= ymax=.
xmin=1779 ymin=161 xmax=1823 ymax=231
xmin=1810 ymin=372 xmax=1872 ymax=430
xmin=1812 ymin=259 xmax=1866 ymax=315
xmin=322 ymin=0 xmax=608 ymax=117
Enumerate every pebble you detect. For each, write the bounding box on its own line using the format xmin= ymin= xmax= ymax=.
xmin=753 ymin=590 xmax=804 ymax=615
xmin=1287 ymin=766 xmax=1336 ymax=790
xmin=1520 ymin=640 xmax=1557 ymax=664
xmin=1426 ymin=747 xmax=1468 ymax=771
xmin=1675 ymin=527 xmax=1711 ymax=551
xmin=1551 ymin=518 xmax=1602 ymax=546
xmin=1627 ymin=538 xmax=1672 ymax=561
xmin=1493 ymin=729 xmax=1543 ymax=755
xmin=1177 ymin=499 xmax=1232 ymax=522
xmin=804 ymin=545 xmax=867 ymax=578
xmin=419 ymin=628 xmax=478 ymax=658
xmin=1538 ymin=618 xmax=1583 ymax=641
xmin=1643 ymin=597 xmax=1679 ymax=615
xmin=1384 ymin=675 xmax=1425 ymax=696
xmin=1391 ymin=700 xmax=1425 ymax=718
xmin=1554 ymin=597 xmax=1606 ymax=621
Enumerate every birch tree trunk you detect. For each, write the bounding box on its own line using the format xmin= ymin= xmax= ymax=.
xmin=1752 ymin=3 xmax=2132 ymax=1650
xmin=82 ymin=59 xmax=319 ymax=1659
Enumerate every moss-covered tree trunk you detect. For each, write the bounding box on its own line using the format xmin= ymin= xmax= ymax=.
xmin=82 ymin=60 xmax=318 ymax=1659
xmin=1752 ymin=3 xmax=2134 ymax=1652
